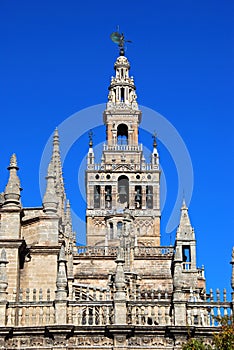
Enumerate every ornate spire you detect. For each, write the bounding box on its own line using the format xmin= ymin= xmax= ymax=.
xmin=43 ymin=161 xmax=58 ymax=215
xmin=106 ymin=54 xmax=140 ymax=112
xmin=0 ymin=249 xmax=8 ymax=301
xmin=55 ymin=245 xmax=67 ymax=300
xmin=3 ymin=154 xmax=21 ymax=208
xmin=51 ymin=128 xmax=66 ymax=217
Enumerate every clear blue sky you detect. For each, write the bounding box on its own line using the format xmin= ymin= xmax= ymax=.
xmin=0 ymin=1 xmax=233 ymax=296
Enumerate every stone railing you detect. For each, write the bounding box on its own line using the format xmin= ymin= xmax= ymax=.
xmin=134 ymin=246 xmax=174 ymax=257
xmin=127 ymin=288 xmax=172 ymax=326
xmin=67 ymin=301 xmax=114 ymax=326
xmin=127 ymin=301 xmax=172 ymax=326
xmin=103 ymin=143 xmax=142 ymax=152
xmin=186 ymin=288 xmax=232 ymax=327
xmin=77 ymin=246 xmax=118 ymax=256
xmin=77 ymin=246 xmax=174 ymax=258
xmin=3 ymin=286 xmax=233 ymax=328
xmin=72 ymin=284 xmax=111 ymax=301
xmin=6 ymin=301 xmax=55 ymax=326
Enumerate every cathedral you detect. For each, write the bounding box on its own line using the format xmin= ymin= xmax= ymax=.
xmin=0 ymin=42 xmax=233 ymax=349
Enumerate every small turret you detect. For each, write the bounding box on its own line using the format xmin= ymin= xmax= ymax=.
xmin=3 ymin=154 xmax=21 ymax=208
xmin=174 ymin=199 xmax=196 ymax=270
xmin=43 ymin=161 xmax=58 ymax=215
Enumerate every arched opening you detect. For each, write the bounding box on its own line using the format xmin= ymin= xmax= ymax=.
xmin=182 ymin=246 xmax=191 ymax=270
xmin=135 ymin=186 xmax=142 ymax=208
xmin=117 ymin=124 xmax=128 ymax=145
xmin=105 ymin=185 xmax=112 ymax=209
xmin=118 ymin=175 xmax=129 ymax=205
xmin=120 ymin=87 xmax=125 ymax=102
xmin=94 ymin=185 xmax=100 ymax=208
xmin=117 ymin=222 xmax=123 ymax=237
xmin=146 ymin=185 xmax=153 ymax=209
xmin=109 ymin=222 xmax=114 ymax=239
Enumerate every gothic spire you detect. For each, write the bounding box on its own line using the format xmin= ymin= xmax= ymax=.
xmin=51 ymin=128 xmax=66 ymax=218
xmin=3 ymin=154 xmax=21 ymax=208
xmin=43 ymin=160 xmax=58 ymax=215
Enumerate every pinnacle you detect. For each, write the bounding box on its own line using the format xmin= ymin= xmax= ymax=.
xmin=43 ymin=160 xmax=58 ymax=215
xmin=65 ymin=200 xmax=72 ymax=224
xmin=3 ymin=153 xmax=21 ymax=208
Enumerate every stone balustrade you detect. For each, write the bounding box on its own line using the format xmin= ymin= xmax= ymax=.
xmin=2 ymin=286 xmax=232 ymax=328
xmin=186 ymin=288 xmax=232 ymax=327
xmin=127 ymin=302 xmax=172 ymax=326
xmin=6 ymin=302 xmax=55 ymax=326
xmin=67 ymin=302 xmax=114 ymax=326
xmin=103 ymin=144 xmax=143 ymax=152
xmin=77 ymin=246 xmax=174 ymax=258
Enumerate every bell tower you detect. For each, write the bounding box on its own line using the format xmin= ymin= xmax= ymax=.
xmin=86 ymin=51 xmax=161 ymax=247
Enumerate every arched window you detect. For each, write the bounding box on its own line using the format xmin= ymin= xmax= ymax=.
xmin=146 ymin=186 xmax=153 ymax=209
xmin=109 ymin=222 xmax=114 ymax=239
xmin=135 ymin=186 xmax=142 ymax=208
xmin=94 ymin=185 xmax=100 ymax=208
xmin=105 ymin=185 xmax=112 ymax=209
xmin=117 ymin=222 xmax=123 ymax=237
xmin=118 ymin=175 xmax=129 ymax=205
xmin=117 ymin=124 xmax=128 ymax=145
xmin=182 ymin=246 xmax=191 ymax=270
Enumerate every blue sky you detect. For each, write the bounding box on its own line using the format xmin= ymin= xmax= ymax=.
xmin=0 ymin=1 xmax=233 ymax=296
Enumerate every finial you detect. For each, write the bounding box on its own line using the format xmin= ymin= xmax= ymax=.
xmin=181 ymin=197 xmax=187 ymax=210
xmin=110 ymin=29 xmax=132 ymax=56
xmin=88 ymin=130 xmax=93 ymax=147
xmin=152 ymin=131 xmax=157 ymax=148
xmin=8 ymin=154 xmax=18 ymax=170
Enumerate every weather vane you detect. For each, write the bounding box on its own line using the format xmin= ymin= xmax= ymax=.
xmin=110 ymin=27 xmax=132 ymax=56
